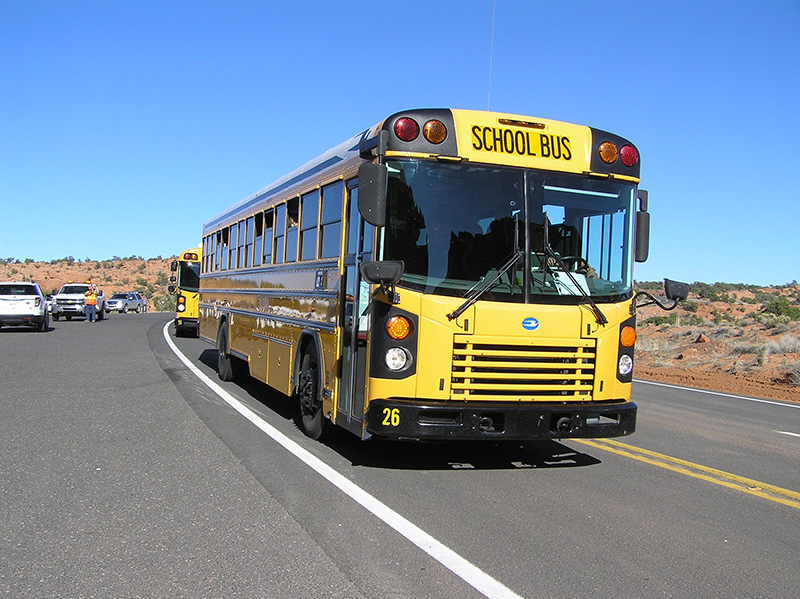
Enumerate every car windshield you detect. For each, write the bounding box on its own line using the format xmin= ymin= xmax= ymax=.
xmin=112 ymin=294 xmax=127 ymax=299
xmin=0 ymin=284 xmax=38 ymax=296
xmin=380 ymin=159 xmax=636 ymax=303
xmin=60 ymin=285 xmax=88 ymax=294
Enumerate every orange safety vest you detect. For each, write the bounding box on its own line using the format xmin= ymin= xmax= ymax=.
xmin=85 ymin=291 xmax=97 ymax=306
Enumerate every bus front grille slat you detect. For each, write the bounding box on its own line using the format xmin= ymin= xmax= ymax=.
xmin=451 ymin=337 xmax=596 ymax=400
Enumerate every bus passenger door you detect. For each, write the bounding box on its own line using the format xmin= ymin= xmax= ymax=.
xmin=338 ymin=182 xmax=373 ymax=438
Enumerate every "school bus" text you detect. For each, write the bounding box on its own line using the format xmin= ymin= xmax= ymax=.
xmin=471 ymin=125 xmax=572 ymax=160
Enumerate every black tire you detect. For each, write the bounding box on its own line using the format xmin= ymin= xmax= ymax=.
xmin=66 ymin=315 xmax=72 ymax=321
xmin=37 ymin=314 xmax=49 ymax=332
xmin=97 ymin=306 xmax=104 ymax=321
xmin=298 ymin=351 xmax=332 ymax=440
xmin=53 ymin=314 xmax=60 ymax=321
xmin=122 ymin=305 xmax=128 ymax=314
xmin=135 ymin=305 xmax=141 ymax=313
xmin=216 ymin=327 xmax=234 ymax=381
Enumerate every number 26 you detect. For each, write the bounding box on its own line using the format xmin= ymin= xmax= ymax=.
xmin=382 ymin=407 xmax=400 ymax=427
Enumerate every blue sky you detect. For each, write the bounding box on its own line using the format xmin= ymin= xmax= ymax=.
xmin=1 ymin=1 xmax=798 ymax=286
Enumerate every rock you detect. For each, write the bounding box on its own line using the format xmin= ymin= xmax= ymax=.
xmin=679 ymin=348 xmax=699 ymax=360
xmin=695 ymin=333 xmax=710 ymax=343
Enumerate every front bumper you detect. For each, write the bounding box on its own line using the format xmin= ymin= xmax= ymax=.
xmin=53 ymin=304 xmax=86 ymax=315
xmin=366 ymin=398 xmax=636 ymax=441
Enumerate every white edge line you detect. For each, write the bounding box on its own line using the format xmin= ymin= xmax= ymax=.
xmin=162 ymin=321 xmax=524 ymax=599
xmin=776 ymin=431 xmax=800 ymax=439
xmin=634 ymin=378 xmax=800 ymax=410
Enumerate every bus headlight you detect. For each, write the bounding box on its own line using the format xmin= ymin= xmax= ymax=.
xmin=618 ymin=354 xmax=633 ymax=377
xmin=385 ymin=347 xmax=411 ymax=371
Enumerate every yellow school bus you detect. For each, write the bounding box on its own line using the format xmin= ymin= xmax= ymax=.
xmin=199 ymin=108 xmax=686 ymax=441
xmin=170 ymin=246 xmax=201 ymax=337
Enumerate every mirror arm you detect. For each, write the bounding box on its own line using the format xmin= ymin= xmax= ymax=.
xmin=359 ymin=130 xmax=388 ymax=161
xmin=634 ymin=291 xmax=680 ymax=311
xmin=373 ymin=281 xmax=400 ymax=305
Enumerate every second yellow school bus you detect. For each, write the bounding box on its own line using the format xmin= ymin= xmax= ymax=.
xmin=170 ymin=246 xmax=201 ymax=337
xmin=199 ymin=108 xmax=685 ymax=441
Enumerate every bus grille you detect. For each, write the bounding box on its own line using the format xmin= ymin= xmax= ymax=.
xmin=451 ymin=335 xmax=596 ymax=401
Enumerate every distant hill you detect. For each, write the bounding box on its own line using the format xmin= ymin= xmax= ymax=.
xmin=0 ymin=256 xmax=175 ymax=311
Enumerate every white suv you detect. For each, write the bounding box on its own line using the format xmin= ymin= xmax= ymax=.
xmin=0 ymin=281 xmax=49 ymax=332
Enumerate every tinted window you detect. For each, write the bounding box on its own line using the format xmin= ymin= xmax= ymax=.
xmin=320 ymin=181 xmax=342 ymax=259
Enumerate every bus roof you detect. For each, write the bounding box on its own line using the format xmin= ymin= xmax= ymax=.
xmin=203 ymin=108 xmax=639 ymax=235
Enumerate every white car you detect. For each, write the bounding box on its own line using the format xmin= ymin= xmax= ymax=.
xmin=0 ymin=281 xmax=49 ymax=332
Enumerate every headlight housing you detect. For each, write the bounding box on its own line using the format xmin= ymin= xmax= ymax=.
xmin=385 ymin=347 xmax=411 ymax=372
xmin=618 ymin=354 xmax=633 ymax=377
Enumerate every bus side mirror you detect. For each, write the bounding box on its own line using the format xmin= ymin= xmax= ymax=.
xmin=358 ymin=163 xmax=388 ymax=227
xmin=360 ymin=261 xmax=404 ymax=286
xmin=664 ymin=279 xmax=689 ymax=302
xmin=360 ymin=260 xmax=404 ymax=304
xmin=170 ymin=260 xmax=178 ymax=272
xmin=168 ymin=285 xmax=176 ymax=294
xmin=635 ymin=189 xmax=650 ymax=263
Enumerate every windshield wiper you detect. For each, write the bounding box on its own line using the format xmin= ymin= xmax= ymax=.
xmin=446 ymin=250 xmax=522 ymax=321
xmin=542 ymin=213 xmax=608 ymax=326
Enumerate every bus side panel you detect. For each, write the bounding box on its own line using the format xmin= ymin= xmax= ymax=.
xmin=268 ymin=338 xmax=292 ymax=393
xmin=250 ymin=334 xmax=268 ymax=382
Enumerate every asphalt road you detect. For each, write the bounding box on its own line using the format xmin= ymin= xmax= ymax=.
xmin=2 ymin=312 xmax=799 ymax=598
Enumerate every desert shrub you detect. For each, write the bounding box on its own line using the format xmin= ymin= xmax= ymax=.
xmin=786 ymin=362 xmax=800 ymax=386
xmin=732 ymin=341 xmax=762 ymax=355
xmin=643 ymin=314 xmax=679 ymax=326
xmin=761 ymin=297 xmax=800 ymax=320
xmin=766 ymin=335 xmax=800 ymax=354
xmin=681 ymin=299 xmax=699 ymax=313
xmin=755 ymin=314 xmax=792 ymax=328
xmin=151 ymin=292 xmax=174 ymax=312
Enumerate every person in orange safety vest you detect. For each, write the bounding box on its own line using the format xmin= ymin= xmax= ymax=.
xmin=84 ymin=284 xmax=98 ymax=322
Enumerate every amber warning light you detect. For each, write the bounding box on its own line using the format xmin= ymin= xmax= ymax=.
xmin=598 ymin=141 xmax=638 ymax=168
xmin=183 ymin=252 xmax=198 ymax=260
xmin=394 ymin=117 xmax=447 ymax=145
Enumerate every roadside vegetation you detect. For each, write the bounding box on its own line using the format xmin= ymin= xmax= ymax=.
xmin=0 ymin=256 xmax=176 ymax=313
xmin=635 ymin=281 xmax=800 ymax=391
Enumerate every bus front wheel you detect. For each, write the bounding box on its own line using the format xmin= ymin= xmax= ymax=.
xmin=217 ymin=327 xmax=234 ymax=381
xmin=298 ymin=351 xmax=331 ymax=440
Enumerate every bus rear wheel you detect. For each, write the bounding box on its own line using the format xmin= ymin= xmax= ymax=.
xmin=298 ymin=351 xmax=331 ymax=440
xmin=217 ymin=327 xmax=234 ymax=381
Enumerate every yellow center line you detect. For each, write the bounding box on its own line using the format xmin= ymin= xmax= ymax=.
xmin=575 ymin=438 xmax=800 ymax=510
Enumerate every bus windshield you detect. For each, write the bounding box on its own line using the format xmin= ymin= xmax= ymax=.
xmin=381 ymin=160 xmax=636 ymax=303
xmin=178 ymin=261 xmax=201 ymax=292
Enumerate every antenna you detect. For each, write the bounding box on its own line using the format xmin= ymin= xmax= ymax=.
xmin=487 ymin=0 xmax=496 ymax=111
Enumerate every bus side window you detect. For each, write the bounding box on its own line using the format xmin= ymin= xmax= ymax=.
xmin=347 ymin=181 xmax=358 ymax=255
xmin=244 ymin=216 xmax=254 ymax=268
xmin=274 ymin=205 xmax=286 ymax=264
xmin=321 ymin=181 xmax=343 ymax=259
xmin=300 ymin=190 xmax=319 ymax=260
xmin=237 ymin=220 xmax=246 ymax=268
xmin=263 ymin=210 xmax=274 ymax=265
xmin=347 ymin=181 xmax=375 ymax=256
xmin=229 ymin=223 xmax=239 ymax=270
xmin=219 ymin=228 xmax=229 ymax=270
xmin=253 ymin=213 xmax=263 ymax=267
xmin=286 ymin=198 xmax=299 ymax=263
